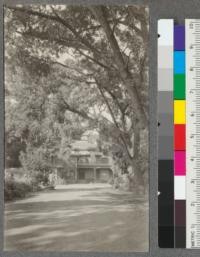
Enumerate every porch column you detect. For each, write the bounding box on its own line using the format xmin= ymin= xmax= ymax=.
xmin=75 ymin=157 xmax=78 ymax=182
xmin=94 ymin=167 xmax=97 ymax=181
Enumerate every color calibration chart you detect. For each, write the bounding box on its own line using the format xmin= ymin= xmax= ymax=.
xmin=158 ymin=19 xmax=200 ymax=248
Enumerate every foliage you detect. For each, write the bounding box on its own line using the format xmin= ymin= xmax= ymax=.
xmin=4 ymin=180 xmax=33 ymax=201
xmin=4 ymin=5 xmax=149 ymax=191
xmin=19 ymin=144 xmax=52 ymax=185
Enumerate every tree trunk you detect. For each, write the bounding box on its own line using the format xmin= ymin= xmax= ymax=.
xmin=131 ymin=127 xmax=145 ymax=195
xmin=90 ymin=6 xmax=147 ymax=129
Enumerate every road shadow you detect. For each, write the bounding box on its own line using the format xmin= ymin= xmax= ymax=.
xmin=4 ymin=184 xmax=148 ymax=252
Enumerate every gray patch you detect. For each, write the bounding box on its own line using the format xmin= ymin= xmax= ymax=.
xmin=158 ymin=68 xmax=173 ymax=91
xmin=158 ymin=91 xmax=173 ymax=114
xmin=158 ymin=46 xmax=173 ymax=69
xmin=158 ymin=113 xmax=173 ymax=136
xmin=158 ymin=136 xmax=173 ymax=159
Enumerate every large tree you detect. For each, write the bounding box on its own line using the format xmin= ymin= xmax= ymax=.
xmin=5 ymin=5 xmax=149 ymax=191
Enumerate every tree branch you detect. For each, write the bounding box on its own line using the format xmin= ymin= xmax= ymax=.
xmin=50 ymin=6 xmax=101 ymax=55
xmin=103 ymin=87 xmax=129 ymax=135
xmin=90 ymin=6 xmax=147 ymax=128
xmin=127 ymin=6 xmax=148 ymax=43
xmin=59 ymin=96 xmax=94 ymax=121
xmin=18 ymin=28 xmax=111 ymax=71
xmin=95 ymin=78 xmax=133 ymax=160
xmin=8 ymin=6 xmax=117 ymax=72
xmin=76 ymin=49 xmax=111 ymax=70
xmin=7 ymin=5 xmax=101 ymax=56
xmin=90 ymin=6 xmax=127 ymax=76
xmin=52 ymin=61 xmax=94 ymax=78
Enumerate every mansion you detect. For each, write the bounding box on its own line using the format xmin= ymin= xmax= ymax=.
xmin=55 ymin=131 xmax=113 ymax=184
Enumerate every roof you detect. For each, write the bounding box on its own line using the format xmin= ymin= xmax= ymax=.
xmin=70 ymin=150 xmax=103 ymax=157
xmin=71 ymin=140 xmax=97 ymax=151
xmin=71 ymin=150 xmax=91 ymax=156
xmin=82 ymin=130 xmax=99 ymax=137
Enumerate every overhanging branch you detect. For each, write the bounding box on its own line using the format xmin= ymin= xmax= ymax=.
xmin=90 ymin=6 xmax=148 ymax=128
xmin=95 ymin=78 xmax=133 ymax=160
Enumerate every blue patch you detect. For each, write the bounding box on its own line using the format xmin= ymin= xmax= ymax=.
xmin=174 ymin=51 xmax=185 ymax=74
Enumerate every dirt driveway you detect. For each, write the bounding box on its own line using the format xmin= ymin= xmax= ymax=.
xmin=4 ymin=183 xmax=148 ymax=251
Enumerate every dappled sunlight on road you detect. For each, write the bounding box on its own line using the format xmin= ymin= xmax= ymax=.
xmin=4 ymin=183 xmax=148 ymax=252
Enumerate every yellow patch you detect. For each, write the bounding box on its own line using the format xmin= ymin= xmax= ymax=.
xmin=174 ymin=100 xmax=186 ymax=124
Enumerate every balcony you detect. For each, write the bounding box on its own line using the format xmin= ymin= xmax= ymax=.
xmin=77 ymin=157 xmax=112 ymax=168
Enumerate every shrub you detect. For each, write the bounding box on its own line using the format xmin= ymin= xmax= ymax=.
xmin=4 ymin=180 xmax=33 ymax=201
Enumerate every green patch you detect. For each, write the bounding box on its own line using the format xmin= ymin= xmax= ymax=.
xmin=174 ymin=74 xmax=185 ymax=99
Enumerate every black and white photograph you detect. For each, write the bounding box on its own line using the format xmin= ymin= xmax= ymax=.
xmin=4 ymin=4 xmax=149 ymax=252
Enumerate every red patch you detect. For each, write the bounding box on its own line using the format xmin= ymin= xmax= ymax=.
xmin=174 ymin=124 xmax=185 ymax=150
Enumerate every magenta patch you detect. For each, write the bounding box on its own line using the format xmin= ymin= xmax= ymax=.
xmin=174 ymin=151 xmax=186 ymax=175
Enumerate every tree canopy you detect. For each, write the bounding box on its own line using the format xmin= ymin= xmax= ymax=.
xmin=5 ymin=5 xmax=149 ymax=190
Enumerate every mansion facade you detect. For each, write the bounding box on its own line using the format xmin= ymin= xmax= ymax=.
xmin=55 ymin=131 xmax=113 ymax=184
